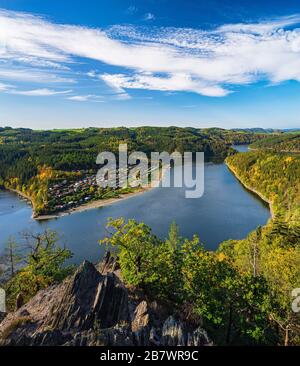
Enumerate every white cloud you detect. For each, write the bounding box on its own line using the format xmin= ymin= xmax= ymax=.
xmin=89 ymin=71 xmax=131 ymax=99
xmin=87 ymin=70 xmax=97 ymax=78
xmin=100 ymin=73 xmax=228 ymax=97
xmin=0 ymin=68 xmax=75 ymax=83
xmin=2 ymin=9 xmax=300 ymax=96
xmin=114 ymin=92 xmax=132 ymax=100
xmin=14 ymin=57 xmax=70 ymax=70
xmin=0 ymin=82 xmax=11 ymax=91
xmin=9 ymin=88 xmax=72 ymax=96
xmin=217 ymin=14 xmax=300 ymax=34
xmin=67 ymin=94 xmax=104 ymax=102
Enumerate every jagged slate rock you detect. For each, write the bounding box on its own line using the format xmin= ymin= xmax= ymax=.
xmin=97 ymin=251 xmax=120 ymax=274
xmin=49 ymin=261 xmax=129 ymax=331
xmin=161 ymin=316 xmax=186 ymax=346
xmin=98 ymin=326 xmax=134 ymax=346
xmin=0 ymin=257 xmax=213 ymax=347
xmin=131 ymin=301 xmax=150 ymax=345
xmin=62 ymin=331 xmax=90 ymax=346
xmin=62 ymin=331 xmax=85 ymax=346
xmin=31 ymin=329 xmax=72 ymax=346
xmin=1 ymin=326 xmax=33 ymax=346
xmin=73 ymin=331 xmax=88 ymax=346
xmin=63 ymin=326 xmax=134 ymax=346
xmin=131 ymin=301 xmax=149 ymax=331
xmin=149 ymin=327 xmax=160 ymax=346
xmin=93 ymin=273 xmax=129 ymax=329
xmin=187 ymin=327 xmax=213 ymax=346
xmin=49 ymin=261 xmax=103 ymax=331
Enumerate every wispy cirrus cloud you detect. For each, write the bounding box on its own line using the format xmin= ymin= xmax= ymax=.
xmin=8 ymin=88 xmax=72 ymax=96
xmin=89 ymin=71 xmax=131 ymax=100
xmin=14 ymin=57 xmax=70 ymax=70
xmin=67 ymin=94 xmax=104 ymax=102
xmin=2 ymin=9 xmax=300 ymax=97
xmin=0 ymin=82 xmax=11 ymax=91
xmin=0 ymin=68 xmax=75 ymax=83
xmin=100 ymin=72 xmax=228 ymax=97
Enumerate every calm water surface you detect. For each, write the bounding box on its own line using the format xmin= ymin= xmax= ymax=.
xmin=0 ymin=145 xmax=270 ymax=264
xmin=233 ymin=145 xmax=250 ymax=153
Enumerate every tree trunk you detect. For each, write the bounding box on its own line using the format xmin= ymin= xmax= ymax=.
xmin=226 ymin=305 xmax=233 ymax=345
xmin=284 ymin=327 xmax=289 ymax=346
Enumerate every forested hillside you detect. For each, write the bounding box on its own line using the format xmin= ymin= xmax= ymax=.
xmin=224 ymin=151 xmax=300 ymax=345
xmin=250 ymin=133 xmax=300 ymax=152
xmin=226 ymin=151 xmax=300 ymax=221
xmin=202 ymin=127 xmax=274 ymax=145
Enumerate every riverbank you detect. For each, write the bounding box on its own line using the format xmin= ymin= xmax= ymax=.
xmin=225 ymin=162 xmax=274 ymax=219
xmin=5 ymin=186 xmax=155 ymax=221
xmin=4 ymin=187 xmax=36 ymax=216
xmin=35 ymin=164 xmax=169 ymax=220
xmin=34 ymin=185 xmax=153 ymax=221
xmin=5 ymin=165 xmax=169 ymax=221
xmin=4 ymin=188 xmax=32 ymax=204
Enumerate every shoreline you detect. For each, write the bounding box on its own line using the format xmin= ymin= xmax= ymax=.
xmin=4 ymin=165 xmax=169 ymax=221
xmin=5 ymin=187 xmax=33 ymax=203
xmin=34 ymin=185 xmax=154 ymax=221
xmin=4 ymin=187 xmax=34 ymax=209
xmin=225 ymin=162 xmax=275 ymax=219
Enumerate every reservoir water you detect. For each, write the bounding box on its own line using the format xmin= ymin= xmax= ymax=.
xmin=0 ymin=145 xmax=270 ymax=264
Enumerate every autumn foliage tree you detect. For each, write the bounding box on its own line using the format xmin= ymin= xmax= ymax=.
xmin=100 ymin=218 xmax=276 ymax=345
xmin=4 ymin=230 xmax=73 ymax=310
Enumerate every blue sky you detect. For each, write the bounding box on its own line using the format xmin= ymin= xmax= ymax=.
xmin=1 ymin=0 xmax=300 ymax=129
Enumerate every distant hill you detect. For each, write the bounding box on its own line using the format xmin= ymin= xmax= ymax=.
xmin=282 ymin=128 xmax=300 ymax=133
xmin=231 ymin=128 xmax=282 ymax=134
xmin=250 ymin=133 xmax=300 ymax=153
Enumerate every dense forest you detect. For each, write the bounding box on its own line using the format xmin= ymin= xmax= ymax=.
xmin=224 ymin=151 xmax=300 ymax=345
xmin=201 ymin=127 xmax=274 ymax=145
xmin=250 ymin=132 xmax=300 ymax=152
xmin=0 ymin=126 xmax=271 ymax=215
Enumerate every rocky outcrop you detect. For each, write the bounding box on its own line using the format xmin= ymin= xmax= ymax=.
xmin=161 ymin=316 xmax=186 ymax=346
xmin=131 ymin=300 xmax=150 ymax=345
xmin=96 ymin=251 xmax=120 ymax=274
xmin=47 ymin=261 xmax=129 ymax=331
xmin=187 ymin=327 xmax=213 ymax=346
xmin=0 ymin=254 xmax=212 ymax=346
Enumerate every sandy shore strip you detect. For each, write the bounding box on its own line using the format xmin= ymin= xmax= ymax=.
xmin=5 ymin=164 xmax=169 ymax=221
xmin=34 ymin=186 xmax=153 ymax=221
